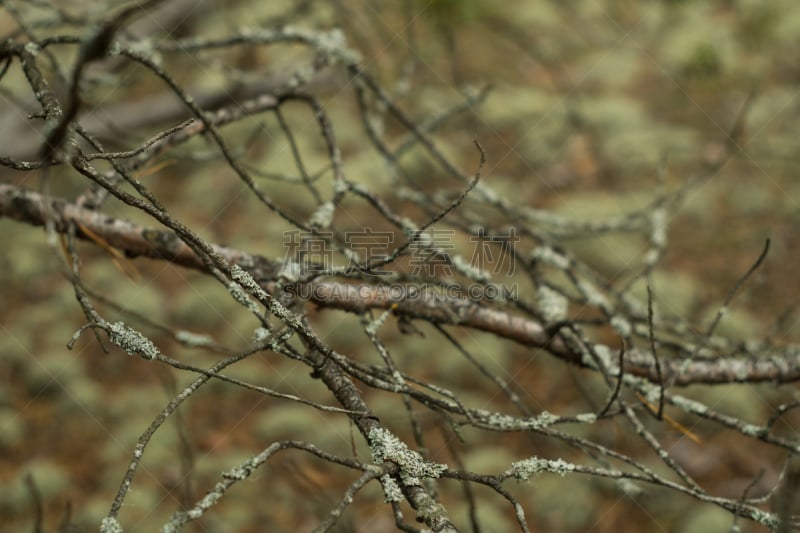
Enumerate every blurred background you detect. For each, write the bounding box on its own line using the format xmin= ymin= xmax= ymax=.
xmin=2 ymin=1 xmax=800 ymax=531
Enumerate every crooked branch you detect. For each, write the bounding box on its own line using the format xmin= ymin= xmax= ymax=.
xmin=3 ymin=183 xmax=799 ymax=386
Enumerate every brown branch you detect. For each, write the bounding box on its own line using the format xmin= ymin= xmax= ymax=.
xmin=3 ymin=182 xmax=799 ymax=387
xmin=0 ymin=64 xmax=339 ymax=161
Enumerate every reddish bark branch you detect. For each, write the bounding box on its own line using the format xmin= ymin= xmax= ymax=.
xmin=3 ymin=182 xmax=798 ymax=386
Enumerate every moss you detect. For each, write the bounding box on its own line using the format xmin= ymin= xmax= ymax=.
xmin=22 ymin=351 xmax=89 ymax=398
xmin=422 ymin=0 xmax=486 ymax=27
xmin=737 ymin=4 xmax=778 ymax=49
xmin=0 ymin=408 xmax=25 ymax=449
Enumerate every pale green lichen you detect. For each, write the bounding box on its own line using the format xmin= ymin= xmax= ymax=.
xmin=650 ymin=207 xmax=667 ymax=247
xmin=411 ymin=230 xmax=434 ymax=248
xmin=230 ymin=265 xmax=269 ymax=300
xmin=107 ymin=322 xmax=160 ymax=360
xmin=749 ymin=509 xmax=779 ymax=529
xmin=127 ymin=38 xmax=161 ymax=66
xmin=314 ymin=27 xmax=358 ymax=62
xmin=530 ymin=246 xmax=569 ymax=270
xmin=227 ymin=280 xmax=260 ymax=314
xmin=678 ymin=358 xmax=694 ymax=375
xmin=478 ymin=410 xmax=562 ymax=431
xmin=644 ymin=386 xmax=662 ymax=405
xmin=509 ymin=456 xmax=575 ymax=480
xmin=644 ymin=249 xmax=660 ymax=265
xmin=24 ymin=41 xmax=40 ymax=56
xmin=252 ymin=327 xmax=271 ymax=344
xmin=230 ymin=265 xmax=303 ymax=327
xmin=399 ymin=217 xmax=419 ymax=234
xmin=476 ymin=183 xmax=499 ymax=204
xmin=669 ymin=394 xmax=708 ymax=415
xmin=100 ymin=516 xmax=123 ymax=533
xmin=739 ymin=423 xmax=764 ymax=437
xmin=617 ymin=478 xmax=644 ymax=497
xmin=533 ymin=410 xmax=558 ymax=427
xmin=224 ymin=465 xmax=250 ymax=481
xmin=289 ymin=63 xmax=317 ymax=88
xmin=591 ymin=344 xmax=615 ymax=368
xmin=366 ymin=309 xmax=392 ymax=335
xmin=576 ymin=278 xmax=610 ymax=310
xmin=333 ymin=178 xmax=349 ymax=195
xmin=367 ymin=112 xmax=385 ymax=138
xmin=451 ymin=255 xmax=491 ymax=283
xmin=537 ymin=285 xmax=568 ymax=322
xmin=175 ymin=330 xmax=215 ymax=348
xmin=238 ymin=25 xmax=258 ymax=39
xmin=278 ymin=260 xmax=303 ymax=282
xmin=308 ymin=201 xmax=335 ymax=228
xmin=611 ymin=315 xmax=632 ymax=337
xmin=413 ymin=490 xmax=451 ymax=528
xmin=342 ymin=248 xmax=359 ymax=263
xmin=733 ymin=362 xmax=750 ymax=382
xmin=369 ymin=427 xmax=447 ymax=486
xmin=482 ymin=412 xmax=521 ymax=430
xmin=380 ymin=474 xmax=403 ymax=503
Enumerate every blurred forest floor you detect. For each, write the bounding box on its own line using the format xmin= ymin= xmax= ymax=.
xmin=1 ymin=1 xmax=800 ymax=531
